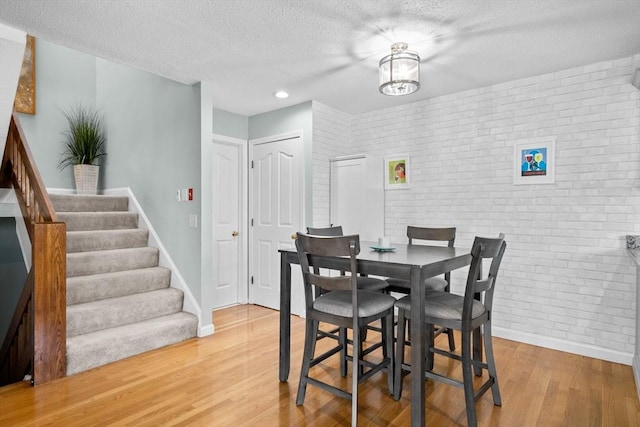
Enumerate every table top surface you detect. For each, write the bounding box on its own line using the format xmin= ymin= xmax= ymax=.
xmin=280 ymin=241 xmax=471 ymax=268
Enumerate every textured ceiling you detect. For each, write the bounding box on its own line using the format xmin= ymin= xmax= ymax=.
xmin=1 ymin=0 xmax=639 ymax=116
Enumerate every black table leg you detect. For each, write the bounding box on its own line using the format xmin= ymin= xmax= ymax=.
xmin=279 ymin=252 xmax=292 ymax=382
xmin=410 ymin=267 xmax=425 ymax=426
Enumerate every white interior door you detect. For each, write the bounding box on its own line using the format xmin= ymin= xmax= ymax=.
xmin=249 ymin=134 xmax=302 ymax=312
xmin=330 ymin=155 xmax=384 ymax=242
xmin=211 ymin=141 xmax=242 ymax=309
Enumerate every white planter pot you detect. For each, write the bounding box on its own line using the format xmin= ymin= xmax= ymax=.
xmin=73 ymin=164 xmax=99 ymax=195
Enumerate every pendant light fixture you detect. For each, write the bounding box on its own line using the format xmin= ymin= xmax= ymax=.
xmin=378 ymin=42 xmax=420 ymax=96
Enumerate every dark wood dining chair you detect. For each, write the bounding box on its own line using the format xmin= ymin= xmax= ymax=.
xmin=306 ymin=226 xmax=389 ymax=375
xmin=393 ymin=234 xmax=507 ymax=427
xmin=295 ymin=233 xmax=396 ymax=426
xmin=386 ymin=226 xmax=457 ymax=350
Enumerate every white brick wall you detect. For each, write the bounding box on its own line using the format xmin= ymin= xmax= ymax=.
xmin=311 ymin=101 xmax=352 ymax=228
xmin=313 ymin=54 xmax=640 ymax=363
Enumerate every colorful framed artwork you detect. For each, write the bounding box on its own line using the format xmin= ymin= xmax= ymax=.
xmin=384 ymin=154 xmax=410 ymax=190
xmin=513 ymin=137 xmax=556 ymax=185
xmin=14 ymin=35 xmax=36 ymax=115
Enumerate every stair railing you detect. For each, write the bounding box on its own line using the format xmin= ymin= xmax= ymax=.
xmin=0 ymin=112 xmax=66 ymax=386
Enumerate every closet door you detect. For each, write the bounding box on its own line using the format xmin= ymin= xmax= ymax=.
xmin=330 ymin=155 xmax=384 ymax=242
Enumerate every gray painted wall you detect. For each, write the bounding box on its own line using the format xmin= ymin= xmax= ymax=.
xmin=17 ymin=40 xmax=202 ymax=303
xmin=17 ymin=40 xmax=96 ymax=189
xmin=97 ymin=58 xmax=202 ymax=296
xmin=15 ymin=41 xmax=314 ymax=319
xmin=248 ymin=100 xmax=312 ymax=141
xmin=0 ymin=25 xmax=26 ymax=155
xmin=212 ymin=108 xmax=248 ymax=140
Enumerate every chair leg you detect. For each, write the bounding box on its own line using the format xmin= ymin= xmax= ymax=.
xmin=352 ymin=320 xmax=360 ymax=427
xmin=296 ymin=318 xmax=318 ymax=405
xmin=426 ymin=323 xmax=435 ymax=371
xmin=446 ymin=327 xmax=456 ymax=351
xmin=310 ymin=322 xmax=319 ymax=362
xmin=484 ymin=322 xmax=502 ymax=406
xmin=393 ymin=308 xmax=406 ymax=401
xmin=357 ymin=329 xmax=365 ymax=377
xmin=384 ymin=313 xmax=394 ymax=394
xmin=381 ymin=319 xmax=388 ymax=359
xmin=339 ymin=326 xmax=347 ymax=377
xmin=461 ymin=328 xmax=478 ymax=427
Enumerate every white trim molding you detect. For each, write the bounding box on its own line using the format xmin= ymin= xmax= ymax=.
xmin=494 ymin=326 xmax=633 ymax=366
xmin=634 ymin=354 xmax=640 ymax=401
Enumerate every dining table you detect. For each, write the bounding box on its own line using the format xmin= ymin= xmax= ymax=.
xmin=278 ymin=240 xmax=474 ymax=426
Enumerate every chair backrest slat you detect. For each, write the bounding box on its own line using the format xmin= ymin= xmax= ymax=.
xmin=473 ymin=277 xmax=495 ymax=294
xmin=407 ymin=226 xmax=456 ymax=247
xmin=300 ymin=235 xmax=359 ymax=257
xmin=308 ymin=273 xmax=352 ymax=292
xmin=307 ymin=226 xmax=344 ymax=236
xmin=462 ymin=234 xmax=506 ymax=319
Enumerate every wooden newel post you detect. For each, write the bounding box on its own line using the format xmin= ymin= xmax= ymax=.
xmin=32 ymin=222 xmax=67 ymax=385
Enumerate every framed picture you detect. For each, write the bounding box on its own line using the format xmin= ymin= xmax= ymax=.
xmin=384 ymin=154 xmax=410 ymax=190
xmin=513 ymin=137 xmax=556 ymax=185
xmin=14 ymin=35 xmax=36 ymax=115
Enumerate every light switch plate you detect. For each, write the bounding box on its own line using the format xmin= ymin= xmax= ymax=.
xmin=189 ymin=214 xmax=198 ymax=228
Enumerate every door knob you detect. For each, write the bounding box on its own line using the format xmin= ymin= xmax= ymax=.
xmin=291 ymin=233 xmax=298 ymax=240
xmin=232 ymin=231 xmax=239 ymax=237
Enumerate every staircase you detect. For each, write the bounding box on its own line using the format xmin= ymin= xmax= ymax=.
xmin=50 ymin=194 xmax=198 ymax=375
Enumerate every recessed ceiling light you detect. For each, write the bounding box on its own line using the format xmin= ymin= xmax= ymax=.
xmin=274 ymin=91 xmax=289 ymax=99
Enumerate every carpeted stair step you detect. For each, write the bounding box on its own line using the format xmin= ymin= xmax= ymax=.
xmin=57 ymin=211 xmax=139 ymax=231
xmin=67 ymin=288 xmax=186 ymax=337
xmin=50 ymin=194 xmax=129 ymax=212
xmin=66 ymin=311 xmax=198 ymax=375
xmin=67 ymin=229 xmax=149 ymax=253
xmin=67 ymin=247 xmax=159 ymax=277
xmin=67 ymin=267 xmax=171 ymax=305
xmin=47 ymin=192 xmax=199 ymax=376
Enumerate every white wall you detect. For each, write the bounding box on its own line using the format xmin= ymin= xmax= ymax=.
xmin=311 ymin=102 xmax=352 ymax=227
xmin=314 ymin=54 xmax=640 ymax=364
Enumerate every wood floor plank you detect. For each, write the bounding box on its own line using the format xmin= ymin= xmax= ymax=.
xmin=1 ymin=304 xmax=638 ymax=426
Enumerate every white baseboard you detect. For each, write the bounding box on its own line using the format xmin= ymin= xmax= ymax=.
xmin=634 ymin=355 xmax=640 ymax=401
xmin=493 ymin=326 xmax=633 ymax=366
xmin=200 ymin=324 xmax=215 ymax=336
xmin=101 ymin=187 xmax=213 ymax=337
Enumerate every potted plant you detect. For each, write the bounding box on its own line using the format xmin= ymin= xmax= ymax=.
xmin=58 ymin=104 xmax=107 ymax=195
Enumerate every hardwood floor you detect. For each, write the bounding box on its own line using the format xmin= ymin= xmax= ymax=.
xmin=1 ymin=304 xmax=638 ymax=426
